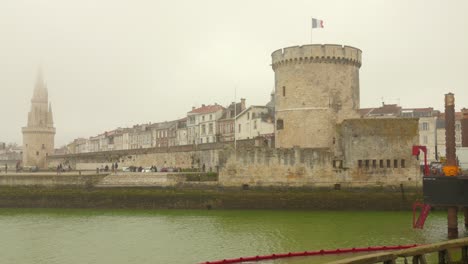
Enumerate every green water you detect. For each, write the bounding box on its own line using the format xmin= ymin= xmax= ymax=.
xmin=0 ymin=209 xmax=461 ymax=264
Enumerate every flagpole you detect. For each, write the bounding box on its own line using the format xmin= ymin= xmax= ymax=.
xmin=234 ymin=85 xmax=237 ymax=152
xmin=310 ymin=17 xmax=313 ymax=43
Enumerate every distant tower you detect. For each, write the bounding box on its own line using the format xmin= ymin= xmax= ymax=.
xmin=271 ymin=44 xmax=362 ymax=148
xmin=22 ymin=69 xmax=56 ymax=168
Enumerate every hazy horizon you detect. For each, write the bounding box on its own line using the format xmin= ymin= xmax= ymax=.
xmin=1 ymin=0 xmax=468 ymax=147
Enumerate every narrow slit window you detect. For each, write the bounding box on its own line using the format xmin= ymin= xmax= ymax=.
xmin=365 ymin=160 xmax=369 ymax=168
xmin=394 ymin=159 xmax=398 ymax=168
xmin=282 ymin=86 xmax=286 ymax=96
xmin=401 ymin=159 xmax=405 ymax=168
xmin=386 ymin=159 xmax=391 ymax=168
xmin=372 ymin=160 xmax=376 ymax=168
xmin=358 ymin=160 xmax=363 ymax=168
xmin=379 ymin=160 xmax=384 ymax=168
xmin=277 ymin=119 xmax=284 ymax=130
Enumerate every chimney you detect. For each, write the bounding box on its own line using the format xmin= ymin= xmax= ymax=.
xmin=462 ymin=108 xmax=468 ymax=147
xmin=192 ymin=106 xmax=196 ymax=111
xmin=202 ymin=104 xmax=205 ymax=107
xmin=241 ymin=98 xmax=246 ymax=111
xmin=445 ymin=93 xmax=456 ymax=166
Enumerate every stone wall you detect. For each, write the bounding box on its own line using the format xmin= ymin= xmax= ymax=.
xmin=339 ymin=118 xmax=420 ymax=183
xmin=48 ymin=142 xmax=231 ymax=171
xmin=219 ymin=118 xmax=421 ymax=187
xmin=48 ymin=119 xmax=421 ymax=188
xmin=0 ymin=174 xmax=105 ymax=187
xmin=219 ymin=147 xmax=334 ymax=186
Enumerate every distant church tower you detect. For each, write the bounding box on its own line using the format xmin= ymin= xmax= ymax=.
xmin=22 ymin=69 xmax=56 ymax=168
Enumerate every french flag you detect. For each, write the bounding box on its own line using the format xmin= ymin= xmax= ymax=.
xmin=312 ymin=18 xmax=324 ymax=28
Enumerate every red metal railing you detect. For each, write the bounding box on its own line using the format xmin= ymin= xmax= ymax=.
xmin=200 ymin=244 xmax=419 ymax=264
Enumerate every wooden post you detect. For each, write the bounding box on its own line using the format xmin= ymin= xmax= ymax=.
xmin=462 ymin=246 xmax=468 ymax=263
xmin=448 ymin=206 xmax=459 ymax=239
xmin=438 ymin=249 xmax=451 ymax=264
xmin=412 ymin=255 xmax=427 ymax=264
xmin=464 ymin=207 xmax=468 ymax=229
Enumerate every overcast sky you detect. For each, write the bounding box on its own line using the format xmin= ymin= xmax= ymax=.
xmin=1 ymin=0 xmax=468 ymax=146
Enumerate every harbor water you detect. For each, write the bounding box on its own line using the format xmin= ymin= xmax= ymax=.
xmin=0 ymin=209 xmax=461 ymax=264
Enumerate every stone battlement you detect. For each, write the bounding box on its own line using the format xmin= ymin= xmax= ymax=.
xmin=271 ymin=44 xmax=361 ymax=69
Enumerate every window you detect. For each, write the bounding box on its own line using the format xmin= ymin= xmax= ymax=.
xmin=202 ymin=125 xmax=206 ymax=135
xmin=379 ymin=160 xmax=384 ymax=168
xmin=252 ymin=113 xmax=256 ymax=119
xmin=387 ymin=159 xmax=391 ymax=168
xmin=202 ymin=116 xmax=205 ymax=121
xmin=365 ymin=160 xmax=369 ymax=168
xmin=36 ymin=151 xmax=39 ymax=156
xmin=421 ymin=122 xmax=429 ymax=131
xmin=401 ymin=159 xmax=406 ymax=168
xmin=423 ymin=135 xmax=428 ymax=144
xmin=210 ymin=114 xmax=212 ymax=120
xmin=277 ymin=119 xmax=284 ymax=130
xmin=254 ymin=120 xmax=257 ymax=130
xmin=207 ymin=137 xmax=210 ymax=143
xmin=358 ymin=160 xmax=363 ymax=168
xmin=394 ymin=159 xmax=398 ymax=168
xmin=209 ymin=123 xmax=213 ymax=134
xmin=247 ymin=112 xmax=250 ymax=120
xmin=238 ymin=124 xmax=241 ymax=133
xmin=372 ymin=160 xmax=376 ymax=168
xmin=282 ymin=86 xmax=286 ymax=96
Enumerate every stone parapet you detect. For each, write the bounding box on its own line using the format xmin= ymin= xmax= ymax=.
xmin=272 ymin=44 xmax=361 ymax=70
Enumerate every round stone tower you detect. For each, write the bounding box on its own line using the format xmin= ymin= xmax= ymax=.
xmin=271 ymin=44 xmax=362 ymax=149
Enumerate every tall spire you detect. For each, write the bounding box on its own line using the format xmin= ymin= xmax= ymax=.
xmin=48 ymin=102 xmax=54 ymax=126
xmin=33 ymin=67 xmax=48 ymax=102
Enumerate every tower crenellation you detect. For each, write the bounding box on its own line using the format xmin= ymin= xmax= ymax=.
xmin=272 ymin=44 xmax=361 ymax=70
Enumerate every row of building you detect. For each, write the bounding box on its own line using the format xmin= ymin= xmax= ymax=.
xmin=66 ymin=96 xmax=276 ymax=154
xmin=359 ymin=103 xmax=468 ymax=162
xmin=65 ymin=97 xmax=468 ymax=166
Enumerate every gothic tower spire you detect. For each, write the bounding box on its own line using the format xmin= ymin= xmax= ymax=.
xmin=22 ymin=68 xmax=56 ymax=169
xmin=32 ymin=67 xmax=48 ymax=103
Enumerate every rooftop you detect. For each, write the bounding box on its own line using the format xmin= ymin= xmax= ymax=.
xmin=188 ymin=104 xmax=225 ymax=114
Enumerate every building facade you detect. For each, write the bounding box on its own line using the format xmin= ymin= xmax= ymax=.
xmin=235 ymin=106 xmax=274 ymax=140
xmin=187 ymin=104 xmax=224 ymax=144
xmin=217 ymin=100 xmax=245 ymax=142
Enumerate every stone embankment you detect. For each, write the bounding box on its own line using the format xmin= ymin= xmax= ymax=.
xmin=0 ymin=172 xmax=422 ymax=210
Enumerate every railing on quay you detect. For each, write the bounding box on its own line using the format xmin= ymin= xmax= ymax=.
xmin=326 ymin=237 xmax=468 ymax=264
xmin=201 ymin=237 xmax=468 ymax=264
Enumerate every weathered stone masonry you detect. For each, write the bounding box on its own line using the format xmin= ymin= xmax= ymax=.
xmin=48 ymin=43 xmax=421 ymax=187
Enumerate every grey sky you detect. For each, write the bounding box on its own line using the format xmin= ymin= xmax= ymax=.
xmin=1 ymin=0 xmax=468 ymax=146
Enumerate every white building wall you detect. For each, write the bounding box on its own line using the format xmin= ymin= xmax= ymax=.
xmin=418 ymin=116 xmax=437 ymax=162
xmin=176 ymin=127 xmax=188 ymax=146
xmin=235 ymin=107 xmax=274 ymax=140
